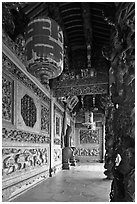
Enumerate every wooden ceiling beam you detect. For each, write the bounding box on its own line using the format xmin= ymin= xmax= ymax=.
xmin=22 ymin=3 xmax=41 ymax=14
xmin=27 ymin=3 xmax=46 ymax=19
xmin=93 ymin=30 xmax=110 ymax=36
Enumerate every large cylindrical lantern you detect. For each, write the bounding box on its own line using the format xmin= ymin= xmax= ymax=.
xmin=25 ymin=17 xmax=64 ymax=84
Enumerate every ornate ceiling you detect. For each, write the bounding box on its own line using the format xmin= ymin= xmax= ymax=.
xmin=2 ymin=2 xmax=117 ymax=114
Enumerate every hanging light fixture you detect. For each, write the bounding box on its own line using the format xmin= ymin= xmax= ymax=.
xmin=87 ymin=43 xmax=96 ymax=77
xmin=82 ymin=110 xmax=96 ymax=130
xmin=25 ymin=17 xmax=64 ymax=85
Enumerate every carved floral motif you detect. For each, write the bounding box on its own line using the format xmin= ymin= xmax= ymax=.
xmin=2 ymin=128 xmax=50 ymax=144
xmin=2 ymin=76 xmax=13 ymax=122
xmin=41 ymin=105 xmax=50 ymax=133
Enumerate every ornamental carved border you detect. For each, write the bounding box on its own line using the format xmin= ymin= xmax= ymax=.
xmin=2 ymin=53 xmax=51 ymax=105
xmin=2 ymin=75 xmax=14 ymax=123
xmin=54 ymin=83 xmax=108 ymax=97
xmin=41 ymin=105 xmax=50 ymax=133
xmin=2 ymin=128 xmax=50 ymax=144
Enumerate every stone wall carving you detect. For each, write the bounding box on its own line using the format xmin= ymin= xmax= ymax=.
xmin=54 ymin=138 xmax=61 ymax=145
xmin=41 ymin=105 xmax=50 ymax=133
xmin=2 ymin=128 xmax=50 ymax=144
xmin=2 ymin=147 xmax=48 ymax=177
xmin=54 ymin=149 xmax=62 ymax=162
xmin=76 ymin=148 xmax=100 ymax=156
xmin=80 ymin=129 xmax=99 ymax=144
xmin=2 ymin=29 xmax=26 ymax=64
xmin=21 ymin=94 xmax=37 ymax=128
xmin=2 ymin=75 xmax=13 ymax=123
xmin=2 ymin=54 xmax=51 ymax=105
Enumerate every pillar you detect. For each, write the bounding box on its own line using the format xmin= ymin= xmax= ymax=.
xmin=49 ymin=94 xmax=55 ymax=177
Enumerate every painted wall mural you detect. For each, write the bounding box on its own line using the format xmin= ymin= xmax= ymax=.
xmin=2 ymin=75 xmax=13 ymax=123
xmin=2 ymin=128 xmax=50 ymax=144
xmin=80 ymin=129 xmax=99 ymax=144
xmin=21 ymin=94 xmax=37 ymax=128
xmin=2 ymin=147 xmax=48 ymax=176
xmin=76 ymin=148 xmax=100 ymax=156
xmin=41 ymin=105 xmax=50 ymax=133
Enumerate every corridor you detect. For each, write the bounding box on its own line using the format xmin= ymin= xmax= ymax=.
xmin=11 ymin=163 xmax=111 ymax=202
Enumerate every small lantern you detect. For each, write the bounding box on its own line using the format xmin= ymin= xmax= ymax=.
xmin=25 ymin=17 xmax=64 ymax=85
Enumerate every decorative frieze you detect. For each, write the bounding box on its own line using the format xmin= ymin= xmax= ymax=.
xmin=2 ymin=128 xmax=50 ymax=144
xmin=2 ymin=147 xmax=48 ymax=177
xmin=41 ymin=105 xmax=50 ymax=133
xmin=2 ymin=54 xmax=51 ymax=105
xmin=54 ymin=83 xmax=108 ymax=97
xmin=76 ymin=148 xmax=100 ymax=156
xmin=2 ymin=75 xmax=13 ymax=123
xmin=80 ymin=129 xmax=99 ymax=144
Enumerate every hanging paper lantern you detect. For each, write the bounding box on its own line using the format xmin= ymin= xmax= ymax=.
xmin=25 ymin=17 xmax=64 ymax=84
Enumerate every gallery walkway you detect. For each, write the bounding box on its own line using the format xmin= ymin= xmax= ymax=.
xmin=11 ymin=163 xmax=112 ymax=202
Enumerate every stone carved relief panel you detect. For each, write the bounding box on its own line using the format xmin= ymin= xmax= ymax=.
xmin=2 ymin=147 xmax=48 ymax=177
xmin=2 ymin=75 xmax=13 ymax=123
xmin=2 ymin=127 xmax=50 ymax=144
xmin=80 ymin=129 xmax=99 ymax=144
xmin=54 ymin=149 xmax=62 ymax=162
xmin=17 ymin=83 xmax=40 ymax=133
xmin=21 ymin=94 xmax=37 ymax=128
xmin=41 ymin=105 xmax=50 ymax=133
xmin=76 ymin=148 xmax=100 ymax=156
xmin=2 ymin=54 xmax=51 ymax=105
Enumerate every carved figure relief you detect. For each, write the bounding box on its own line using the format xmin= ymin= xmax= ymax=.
xmin=21 ymin=94 xmax=37 ymax=128
xmin=80 ymin=129 xmax=99 ymax=144
xmin=2 ymin=148 xmax=48 ymax=176
xmin=41 ymin=105 xmax=50 ymax=133
xmin=2 ymin=75 xmax=13 ymax=122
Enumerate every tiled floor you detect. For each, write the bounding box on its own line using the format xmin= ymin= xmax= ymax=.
xmin=11 ymin=163 xmax=112 ymax=202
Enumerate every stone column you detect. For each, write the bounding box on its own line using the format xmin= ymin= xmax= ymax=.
xmin=49 ymin=94 xmax=55 ymax=177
